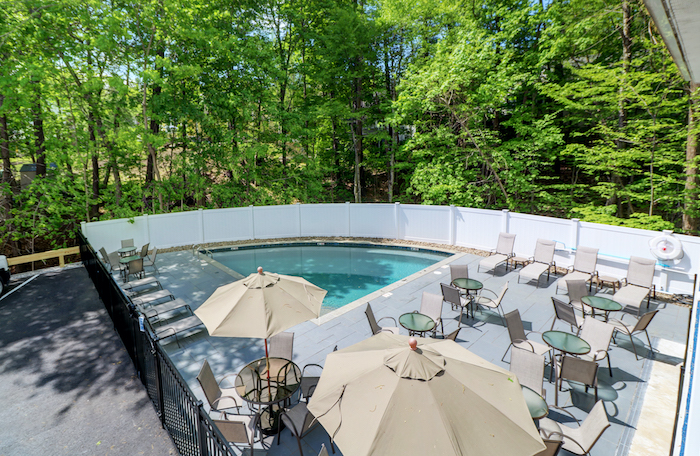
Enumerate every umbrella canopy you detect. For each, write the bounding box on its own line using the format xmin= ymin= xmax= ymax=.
xmin=194 ymin=267 xmax=327 ymax=339
xmin=307 ymin=333 xmax=545 ymax=456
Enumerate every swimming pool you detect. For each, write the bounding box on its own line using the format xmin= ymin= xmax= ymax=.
xmin=210 ymin=244 xmax=451 ymax=314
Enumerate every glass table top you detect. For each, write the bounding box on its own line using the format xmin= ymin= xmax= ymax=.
xmin=581 ymin=295 xmax=622 ymax=312
xmin=542 ymin=330 xmax=590 ymax=355
xmin=235 ymin=357 xmax=301 ymax=406
xmin=451 ymin=278 xmax=483 ymax=291
xmin=521 ymin=385 xmax=548 ymax=419
xmin=399 ymin=312 xmax=436 ymax=332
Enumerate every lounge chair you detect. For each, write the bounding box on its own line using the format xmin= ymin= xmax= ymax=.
xmin=502 ymin=309 xmax=551 ymax=362
xmin=121 ymin=276 xmax=161 ymax=293
xmin=154 ymin=314 xmax=205 ymax=346
xmin=130 ymin=289 xmax=175 ymax=306
xmin=540 ymin=401 xmax=610 ymax=455
xmin=365 ymin=303 xmax=400 ymax=335
xmin=197 ymin=359 xmax=244 ymax=417
xmin=556 ymin=246 xmax=599 ymax=294
xmin=472 ymin=281 xmax=508 ymax=325
xmin=136 ymin=298 xmax=192 ymax=324
xmin=518 ymin=239 xmax=557 ymax=288
xmin=143 ymin=246 xmax=159 ymax=274
xmin=419 ymin=291 xmax=444 ymax=336
xmin=578 ymin=317 xmax=614 ymax=377
xmin=609 ymin=310 xmax=658 ymax=360
xmin=478 ymin=232 xmax=516 ymax=274
xmin=612 ymin=256 xmax=656 ymax=314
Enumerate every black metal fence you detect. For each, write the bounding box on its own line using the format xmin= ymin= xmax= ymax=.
xmin=78 ymin=232 xmax=235 ymax=456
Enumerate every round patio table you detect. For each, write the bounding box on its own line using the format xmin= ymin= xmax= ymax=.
xmin=542 ymin=330 xmax=590 ymax=356
xmin=399 ymin=312 xmax=436 ymax=337
xmin=581 ymin=296 xmax=622 ymax=322
xmin=119 ymin=254 xmax=140 ymax=264
xmin=451 ymin=278 xmax=483 ymax=318
xmin=117 ymin=246 xmax=136 ymax=257
xmin=235 ymin=357 xmax=301 ymax=434
xmin=521 ymin=385 xmax=548 ymax=420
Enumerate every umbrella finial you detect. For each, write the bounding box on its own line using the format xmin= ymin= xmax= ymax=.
xmin=257 ymin=266 xmax=263 ymax=274
xmin=408 ymin=337 xmax=418 ymax=351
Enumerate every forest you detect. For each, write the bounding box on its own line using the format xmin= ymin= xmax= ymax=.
xmin=1 ymin=0 xmax=698 ymax=256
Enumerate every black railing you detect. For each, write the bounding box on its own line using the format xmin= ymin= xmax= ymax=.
xmin=78 ymin=232 xmax=236 ymax=456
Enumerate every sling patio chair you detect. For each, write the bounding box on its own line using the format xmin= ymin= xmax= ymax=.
xmin=510 ymin=346 xmax=546 ymax=399
xmin=539 ymin=401 xmax=610 ymax=455
xmin=214 ymin=415 xmax=260 ymax=456
xmin=556 ymin=246 xmax=599 ymax=294
xmin=300 ymin=363 xmax=324 ymax=402
xmin=136 ymin=297 xmax=193 ymax=324
xmin=365 ymin=303 xmax=400 ymax=335
xmin=154 ymin=314 xmax=205 ymax=347
xmin=472 ymin=281 xmax=508 ymax=325
xmin=139 ymin=243 xmax=150 ymax=259
xmin=502 ymin=309 xmax=551 ymax=362
xmin=277 ymin=402 xmax=335 ymax=456
xmin=419 ymin=291 xmax=444 ymax=336
xmin=550 ymin=297 xmax=583 ymax=332
xmin=444 ymin=327 xmax=461 ymax=341
xmin=121 ymin=276 xmax=161 ymax=293
xmin=518 ymin=239 xmax=557 ymax=288
xmin=142 ymin=246 xmax=159 ymax=274
xmin=121 ymin=239 xmax=134 ymax=249
xmin=613 ymin=256 xmax=656 ymax=314
xmin=566 ymin=279 xmax=592 ymax=317
xmin=130 ymin=288 xmax=175 ymax=306
xmin=441 ymin=283 xmax=471 ymax=325
xmin=577 ymin=317 xmax=614 ymax=377
xmin=99 ymin=247 xmax=126 ymax=277
xmin=478 ymin=232 xmax=516 ymax=274
xmin=449 ymin=264 xmax=469 ymax=283
xmin=126 ymin=258 xmax=145 ymax=282
xmin=197 ymin=359 xmax=245 ymax=418
xmin=554 ymin=355 xmax=599 ymax=406
xmin=609 ymin=310 xmax=658 ymax=360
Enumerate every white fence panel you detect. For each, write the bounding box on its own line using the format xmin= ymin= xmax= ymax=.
xmin=202 ymin=207 xmax=254 ymax=243
xmin=300 ymin=204 xmax=349 ymax=237
xmin=148 ymin=212 xmax=200 ymax=248
xmin=454 ymin=208 xmax=503 ymax=250
xmin=83 ymin=218 xmax=146 ymax=253
xmin=508 ymin=213 xmax=572 ymax=256
xmin=401 ymin=204 xmax=451 ymax=244
xmin=349 ymin=204 xmax=396 ymax=238
xmin=253 ymin=205 xmax=300 ymax=239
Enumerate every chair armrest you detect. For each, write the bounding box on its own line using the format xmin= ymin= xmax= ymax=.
xmin=547 ymin=405 xmax=581 ymax=424
xmin=212 ymin=395 xmax=242 ymax=412
xmin=593 ymin=349 xmax=608 ymax=362
xmin=513 ymin=339 xmax=537 ymax=352
xmin=219 ymin=373 xmax=239 ymax=387
xmin=477 ymin=288 xmax=498 ymax=299
xmin=620 ymin=278 xmax=629 ymax=287
xmin=566 ymin=265 xmax=575 ymax=273
xmin=378 ymin=316 xmax=397 ymax=326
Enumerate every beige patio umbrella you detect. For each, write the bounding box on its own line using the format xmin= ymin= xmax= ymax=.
xmin=307 ymin=333 xmax=545 ymax=456
xmin=195 ymin=266 xmax=327 ymax=339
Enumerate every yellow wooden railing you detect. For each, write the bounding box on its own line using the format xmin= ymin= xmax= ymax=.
xmin=7 ymin=246 xmax=81 ymax=268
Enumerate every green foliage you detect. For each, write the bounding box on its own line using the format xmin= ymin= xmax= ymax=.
xmin=571 ymin=205 xmax=675 ymax=231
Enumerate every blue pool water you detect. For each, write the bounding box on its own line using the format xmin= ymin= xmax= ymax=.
xmin=212 ymin=244 xmax=450 ymax=314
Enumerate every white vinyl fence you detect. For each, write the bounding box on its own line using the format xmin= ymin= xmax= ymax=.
xmin=82 ymin=202 xmax=700 ymax=296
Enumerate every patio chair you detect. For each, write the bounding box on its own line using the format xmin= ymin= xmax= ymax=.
xmin=441 ymin=283 xmax=470 ymax=325
xmin=365 ymin=303 xmax=400 ymax=335
xmin=121 ymin=276 xmax=161 ymax=293
xmin=142 ymin=246 xmax=159 ymax=274
xmin=472 ymin=281 xmax=508 ymax=325
xmin=613 ymin=256 xmax=656 ymax=314
xmin=197 ymin=359 xmax=244 ymax=418
xmin=609 ymin=310 xmax=658 ymax=360
xmin=300 ymin=363 xmax=324 ymax=402
xmin=502 ymin=309 xmax=551 ymax=362
xmin=550 ymin=297 xmax=583 ymax=332
xmin=139 ymin=243 xmax=150 ymax=259
xmin=213 ymin=415 xmax=259 ymax=455
xmin=478 ymin=232 xmax=516 ymax=274
xmin=277 ymin=402 xmax=335 ymax=455
xmin=578 ymin=317 xmax=614 ymax=377
xmin=419 ymin=291 xmax=444 ymax=336
xmin=566 ymin=279 xmax=592 ymax=317
xmin=535 ymin=438 xmax=562 ymax=456
xmin=154 ymin=314 xmax=205 ymax=347
xmin=444 ymin=327 xmax=461 ymax=341
xmin=449 ymin=264 xmax=469 ymax=283
xmin=130 ymin=288 xmax=175 ymax=306
xmin=127 ymin=258 xmax=145 ymax=282
xmin=518 ymin=239 xmax=557 ymax=288
xmin=121 ymin=239 xmax=134 ymax=248
xmin=541 ymin=401 xmax=610 ymax=455
xmin=318 ymin=444 xmax=330 ymax=456
xmin=269 ymin=332 xmax=295 ymax=360
xmin=555 ymin=355 xmax=599 ymax=406
xmin=556 ymin=246 xmax=599 ymax=294
xmin=99 ymin=247 xmax=125 ymax=276
xmin=136 ymin=297 xmax=192 ymax=324
xmin=510 ymin=347 xmax=546 ymax=399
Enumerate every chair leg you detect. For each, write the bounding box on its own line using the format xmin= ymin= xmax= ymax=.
xmin=630 ymin=333 xmax=640 ymax=360
xmin=606 ymin=354 xmax=612 ymax=377
xmin=501 ymin=344 xmax=512 ymax=363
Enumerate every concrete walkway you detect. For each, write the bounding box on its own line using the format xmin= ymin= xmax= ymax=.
xmin=0 ymin=267 xmax=177 ymax=456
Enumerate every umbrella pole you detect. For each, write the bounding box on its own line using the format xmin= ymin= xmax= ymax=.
xmin=264 ymin=338 xmax=272 ymax=393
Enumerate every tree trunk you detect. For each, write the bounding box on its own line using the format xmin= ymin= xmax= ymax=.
xmin=0 ymin=105 xmax=13 ymax=216
xmin=31 ymin=84 xmax=46 ymax=177
xmin=684 ymin=81 xmax=700 ymax=232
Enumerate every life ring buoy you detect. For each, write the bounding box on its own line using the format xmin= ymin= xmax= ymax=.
xmin=649 ymin=232 xmax=684 ymax=260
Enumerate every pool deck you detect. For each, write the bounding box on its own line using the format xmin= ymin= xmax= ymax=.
xmin=145 ymin=247 xmax=688 ymax=456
